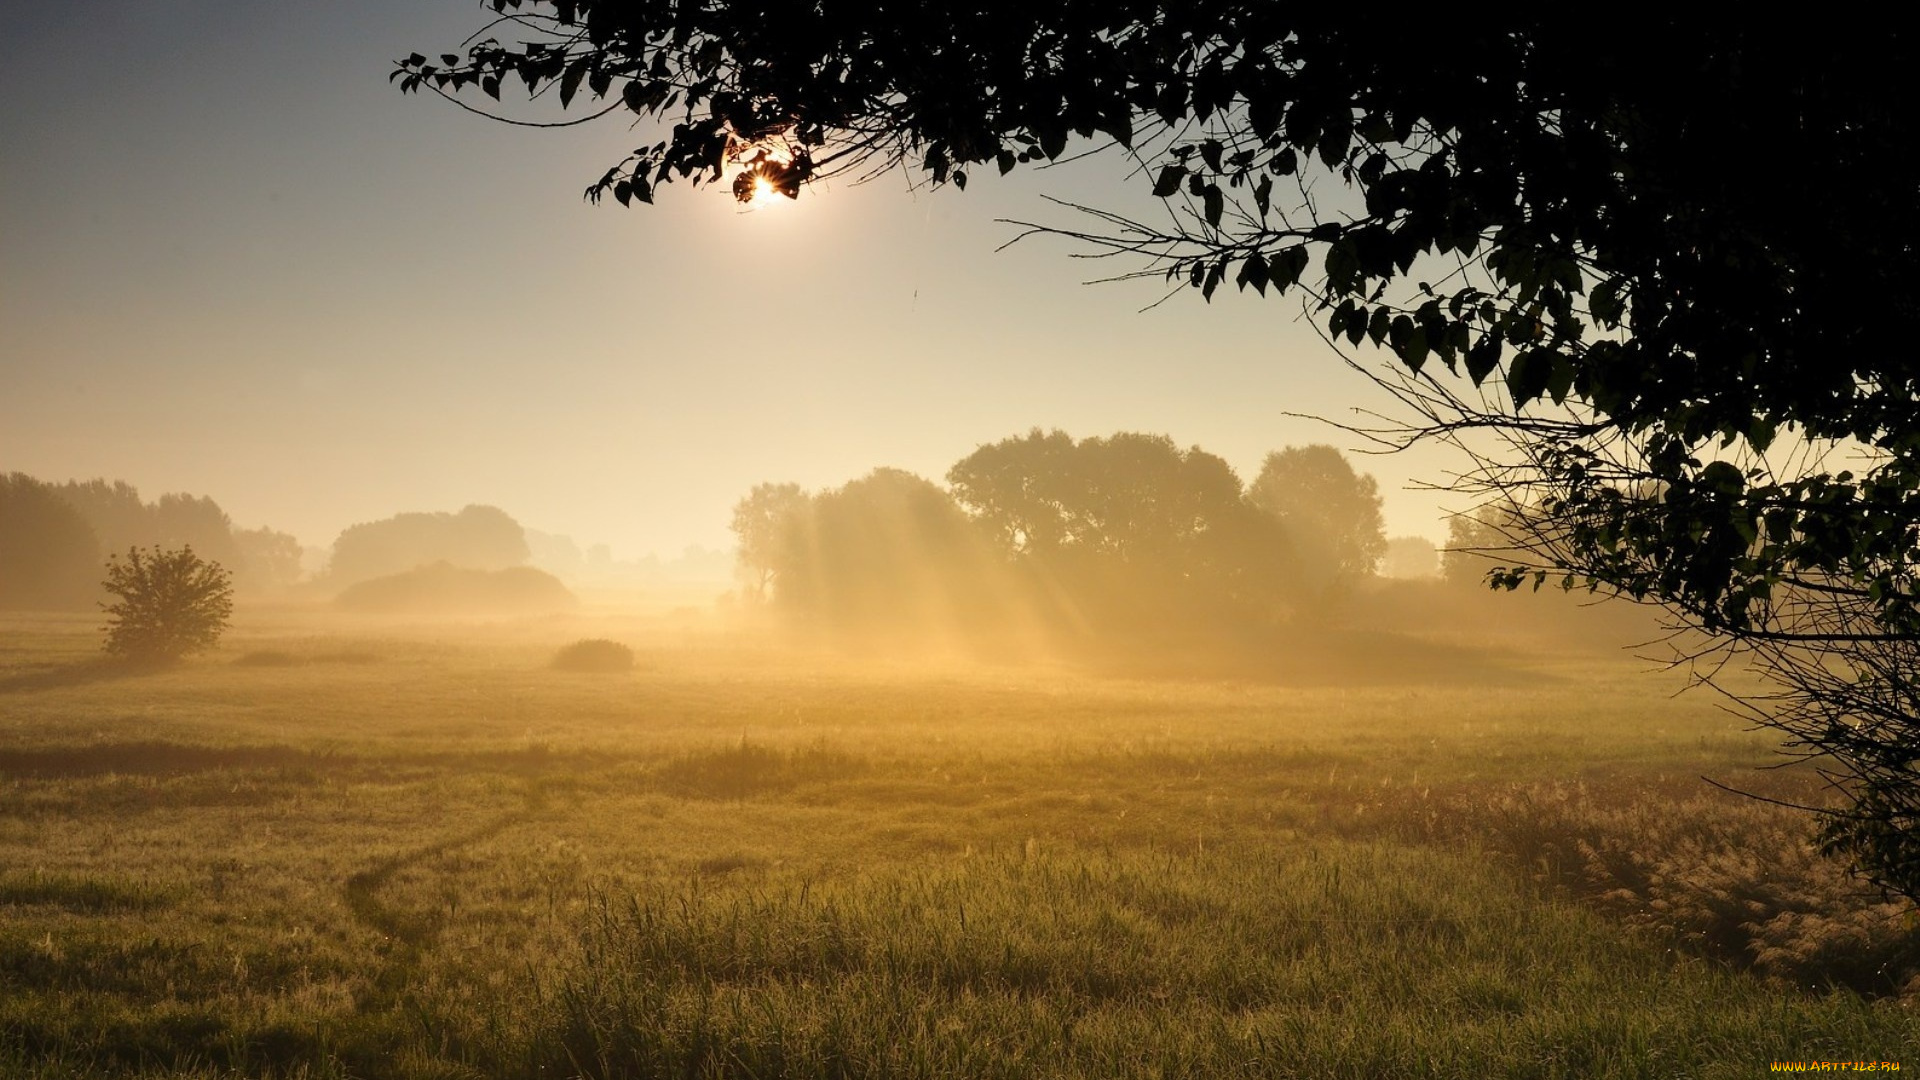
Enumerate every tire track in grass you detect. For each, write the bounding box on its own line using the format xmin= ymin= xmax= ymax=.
xmin=339 ymin=774 xmax=556 ymax=1025
xmin=342 ymin=811 xmax=526 ymax=949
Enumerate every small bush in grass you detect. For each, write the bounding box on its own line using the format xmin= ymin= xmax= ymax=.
xmin=100 ymin=545 xmax=232 ymax=663
xmin=550 ymin=638 xmax=635 ymax=673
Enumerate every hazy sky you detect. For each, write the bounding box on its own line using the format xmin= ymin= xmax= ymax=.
xmin=2 ymin=2 xmax=1466 ymax=559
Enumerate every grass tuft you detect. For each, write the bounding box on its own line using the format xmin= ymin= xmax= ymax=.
xmin=655 ymin=741 xmax=868 ymax=800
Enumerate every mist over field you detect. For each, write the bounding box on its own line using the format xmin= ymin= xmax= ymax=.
xmin=5 ymin=440 xmax=1920 ymax=1078
xmin=6 ymin=7 xmax=1920 ymax=1078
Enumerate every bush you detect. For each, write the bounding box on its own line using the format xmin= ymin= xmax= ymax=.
xmin=100 ymin=545 xmax=233 ymax=662
xmin=550 ymin=638 xmax=635 ymax=673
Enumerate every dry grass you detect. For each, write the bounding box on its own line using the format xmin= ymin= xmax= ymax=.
xmin=0 ymin=607 xmax=1914 ymax=1078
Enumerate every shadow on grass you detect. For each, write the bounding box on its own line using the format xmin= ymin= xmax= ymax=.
xmin=0 ymin=739 xmax=625 ymax=781
xmin=232 ymin=648 xmax=384 ymax=668
xmin=0 ymin=871 xmax=176 ymax=913
xmin=1074 ymin=627 xmax=1553 ymax=687
xmin=0 ymin=741 xmax=328 ymax=778
xmin=0 ymin=656 xmax=173 ymax=695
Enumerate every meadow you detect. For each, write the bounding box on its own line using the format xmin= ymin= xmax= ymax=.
xmin=2 ymin=601 xmax=1917 ymax=1078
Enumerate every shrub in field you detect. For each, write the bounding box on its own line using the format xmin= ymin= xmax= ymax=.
xmin=100 ymin=545 xmax=233 ymax=662
xmin=550 ymin=638 xmax=635 ymax=673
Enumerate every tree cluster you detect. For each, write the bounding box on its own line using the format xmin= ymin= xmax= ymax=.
xmin=1 ymin=473 xmax=301 ymax=607
xmin=732 ymin=432 xmax=1385 ymax=647
xmin=0 ymin=473 xmax=103 ymax=610
xmin=325 ymin=504 xmax=531 ymax=587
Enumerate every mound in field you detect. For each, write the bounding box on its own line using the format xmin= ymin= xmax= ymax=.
xmin=550 ymin=638 xmax=636 ymax=673
xmin=332 ymin=562 xmax=577 ymax=616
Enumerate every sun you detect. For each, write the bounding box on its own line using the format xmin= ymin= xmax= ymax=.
xmin=727 ymin=139 xmax=809 ymax=208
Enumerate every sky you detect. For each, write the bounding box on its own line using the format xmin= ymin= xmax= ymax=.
xmin=1 ymin=2 xmax=1468 ymax=560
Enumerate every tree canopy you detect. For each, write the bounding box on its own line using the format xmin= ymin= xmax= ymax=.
xmin=403 ymin=12 xmax=1920 ymax=897
xmin=729 ymin=433 xmax=1382 ymax=646
xmin=327 ymin=505 xmax=531 ymax=586
xmin=0 ymin=473 xmax=103 ymax=611
xmin=1248 ymin=446 xmax=1386 ymax=580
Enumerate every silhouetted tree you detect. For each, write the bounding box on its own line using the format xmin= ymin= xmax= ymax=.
xmin=945 ymin=429 xmax=1082 ymax=556
xmin=524 ymin=528 xmax=587 ymax=580
xmin=326 ymin=505 xmax=531 ymax=586
xmin=949 ymin=431 xmax=1294 ymax=629
xmin=0 ymin=473 xmax=103 ymax=610
xmin=1381 ymin=536 xmax=1440 ymax=580
xmin=768 ymin=469 xmax=1003 ymax=638
xmin=1248 ymin=446 xmax=1386 ymax=580
xmin=1443 ymin=505 xmax=1530 ymax=588
xmin=101 ymin=546 xmax=233 ymax=661
xmin=232 ymin=526 xmax=304 ymax=593
xmin=55 ymin=479 xmax=241 ymax=571
xmin=729 ymin=482 xmax=808 ymax=600
xmin=55 ymin=479 xmax=152 ymax=555
xmin=405 ymin=13 xmax=1920 ymax=897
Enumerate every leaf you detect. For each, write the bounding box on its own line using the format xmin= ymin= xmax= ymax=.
xmin=1324 ymin=239 xmax=1360 ymax=294
xmin=1235 ymin=252 xmax=1269 ymax=295
xmin=1403 ymin=326 xmax=1430 ymax=372
xmin=1039 ymin=124 xmax=1067 ymax=160
xmin=559 ymin=57 xmax=588 ymax=108
xmin=1589 ymin=277 xmax=1627 ymax=326
xmin=1270 ymin=246 xmax=1310 ymax=290
xmin=1247 ymin=93 xmax=1280 ymax=140
xmin=1328 ymin=299 xmax=1356 ymax=339
xmin=1152 ymin=165 xmax=1185 ymax=198
xmin=1545 ymin=354 xmax=1576 ymax=404
xmin=1465 ymin=334 xmax=1503 ymax=385
xmin=1507 ymin=347 xmax=1551 ymax=405
xmin=1202 ymin=184 xmax=1224 ymax=228
xmin=1367 ymin=307 xmax=1391 ymax=345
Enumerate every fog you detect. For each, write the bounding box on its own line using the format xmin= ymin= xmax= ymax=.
xmin=3 ymin=429 xmax=1656 ymax=680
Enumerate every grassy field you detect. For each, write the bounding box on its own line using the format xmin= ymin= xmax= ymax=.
xmin=2 ymin=605 xmax=1916 ymax=1078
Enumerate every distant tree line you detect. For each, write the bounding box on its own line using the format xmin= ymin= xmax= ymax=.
xmin=0 ymin=473 xmax=583 ymax=616
xmin=324 ymin=504 xmax=530 ymax=586
xmin=730 ymin=432 xmax=1400 ymax=648
xmin=0 ymin=473 xmax=302 ymax=610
